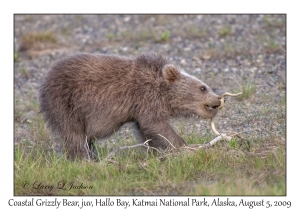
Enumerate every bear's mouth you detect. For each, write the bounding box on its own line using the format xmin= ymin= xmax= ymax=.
xmin=205 ymin=105 xmax=219 ymax=111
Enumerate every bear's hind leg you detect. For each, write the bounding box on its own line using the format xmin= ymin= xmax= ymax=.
xmin=88 ymin=139 xmax=99 ymax=161
xmin=63 ymin=134 xmax=91 ymax=160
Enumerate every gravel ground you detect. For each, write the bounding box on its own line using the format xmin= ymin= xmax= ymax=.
xmin=14 ymin=14 xmax=286 ymax=153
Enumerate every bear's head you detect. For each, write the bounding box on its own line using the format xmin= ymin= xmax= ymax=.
xmin=162 ymin=64 xmax=221 ymax=119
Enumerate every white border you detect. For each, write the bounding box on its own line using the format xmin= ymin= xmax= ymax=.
xmin=2 ymin=0 xmax=298 ymax=209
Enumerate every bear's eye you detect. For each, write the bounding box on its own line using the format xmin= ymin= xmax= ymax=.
xmin=200 ymin=86 xmax=206 ymax=92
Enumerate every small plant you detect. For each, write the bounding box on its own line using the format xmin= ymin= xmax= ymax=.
xmin=21 ymin=67 xmax=30 ymax=79
xmin=263 ymin=15 xmax=286 ymax=29
xmin=280 ymin=94 xmax=286 ymax=107
xmin=228 ymin=138 xmax=239 ymax=149
xmin=218 ymin=25 xmax=232 ymax=37
xmin=210 ymin=71 xmax=215 ymax=79
xmin=15 ymin=144 xmax=24 ymax=164
xmin=121 ymin=29 xmax=152 ymax=42
xmin=185 ymin=26 xmax=207 ymax=39
xmin=21 ymin=31 xmax=57 ymax=44
xmin=14 ymin=51 xmax=19 ymax=62
xmin=23 ymin=15 xmax=33 ymax=22
xmin=61 ymin=27 xmax=72 ymax=37
xmin=234 ymin=79 xmax=257 ymax=100
xmin=241 ymin=81 xmax=256 ymax=99
xmin=264 ymin=38 xmax=279 ymax=53
xmin=154 ymin=29 xmax=170 ymax=43
xmin=106 ymin=32 xmax=116 ymax=41
xmin=19 ymin=30 xmax=57 ymax=51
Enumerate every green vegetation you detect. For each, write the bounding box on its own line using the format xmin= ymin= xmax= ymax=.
xmin=21 ymin=31 xmax=57 ymax=45
xmin=240 ymin=81 xmax=256 ymax=100
xmin=218 ymin=25 xmax=232 ymax=37
xmin=184 ymin=26 xmax=207 ymax=39
xmin=233 ymin=79 xmax=257 ymax=100
xmin=263 ymin=15 xmax=286 ymax=30
xmin=20 ymin=66 xmax=30 ymax=79
xmin=262 ymin=36 xmax=284 ymax=54
xmin=118 ymin=28 xmax=171 ymax=43
xmin=106 ymin=32 xmax=116 ymax=41
xmin=156 ymin=30 xmax=170 ymax=43
xmin=14 ymin=128 xmax=285 ymax=195
xmin=14 ymin=50 xmax=19 ymax=62
xmin=120 ymin=28 xmax=152 ymax=42
xmin=19 ymin=30 xmax=57 ymax=51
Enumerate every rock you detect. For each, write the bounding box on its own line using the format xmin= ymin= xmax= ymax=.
xmin=20 ymin=110 xmax=35 ymax=123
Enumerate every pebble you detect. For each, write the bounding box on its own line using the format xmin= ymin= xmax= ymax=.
xmin=231 ymin=68 xmax=238 ymax=73
xmin=20 ymin=110 xmax=35 ymax=123
xmin=194 ymin=68 xmax=201 ymax=73
xmin=123 ymin=16 xmax=131 ymax=22
xmin=180 ymin=59 xmax=186 ymax=64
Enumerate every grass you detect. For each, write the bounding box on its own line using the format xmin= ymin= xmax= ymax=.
xmin=155 ymin=30 xmax=170 ymax=43
xmin=21 ymin=31 xmax=57 ymax=44
xmin=106 ymin=32 xmax=116 ymax=41
xmin=262 ymin=36 xmax=285 ymax=54
xmin=117 ymin=28 xmax=171 ymax=43
xmin=218 ymin=25 xmax=232 ymax=37
xmin=120 ymin=28 xmax=152 ymax=42
xmin=19 ymin=30 xmax=57 ymax=51
xmin=14 ymin=50 xmax=19 ymax=62
xmin=240 ymin=82 xmax=256 ymax=100
xmin=14 ymin=89 xmax=39 ymax=121
xmin=256 ymin=32 xmax=283 ymax=54
xmin=14 ymin=128 xmax=286 ymax=195
xmin=184 ymin=26 xmax=207 ymax=40
xmin=13 ymin=84 xmax=285 ymax=196
xmin=232 ymin=78 xmax=257 ymax=100
xmin=20 ymin=67 xmax=30 ymax=79
xmin=263 ymin=15 xmax=286 ymax=30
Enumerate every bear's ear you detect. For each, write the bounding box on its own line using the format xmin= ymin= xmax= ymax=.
xmin=162 ymin=64 xmax=180 ymax=84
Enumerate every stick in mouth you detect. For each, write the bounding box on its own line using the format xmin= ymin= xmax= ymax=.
xmin=211 ymin=92 xmax=242 ymax=135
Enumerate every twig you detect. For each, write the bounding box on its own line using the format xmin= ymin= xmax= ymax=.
xmin=104 ymin=89 xmax=245 ymax=161
xmin=210 ymin=91 xmax=243 ymax=138
xmin=157 ymin=134 xmax=176 ymax=149
xmin=189 ymin=90 xmax=245 ymax=152
xmin=184 ymin=133 xmax=238 ymax=151
xmin=105 ymin=139 xmax=161 ymax=160
xmin=84 ymin=135 xmax=91 ymax=162
xmin=217 ymin=92 xmax=242 ymax=110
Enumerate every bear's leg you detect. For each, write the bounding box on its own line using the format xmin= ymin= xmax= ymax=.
xmin=83 ymin=137 xmax=100 ymax=161
xmin=83 ymin=138 xmax=92 ymax=161
xmin=88 ymin=139 xmax=99 ymax=161
xmin=63 ymin=134 xmax=90 ymax=160
xmin=138 ymin=121 xmax=187 ymax=150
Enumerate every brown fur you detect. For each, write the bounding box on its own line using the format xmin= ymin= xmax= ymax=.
xmin=39 ymin=53 xmax=220 ymax=159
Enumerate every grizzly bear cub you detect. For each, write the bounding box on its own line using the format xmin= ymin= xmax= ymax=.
xmin=39 ymin=53 xmax=221 ymax=159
